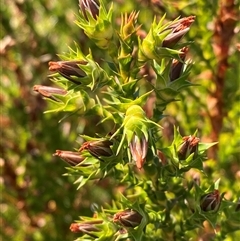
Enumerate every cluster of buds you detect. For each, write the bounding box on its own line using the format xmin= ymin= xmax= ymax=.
xmin=69 ymin=209 xmax=142 ymax=238
xmin=31 ymin=0 xmax=228 ymax=239
xmin=113 ymin=209 xmax=143 ymax=228
xmin=77 ymin=0 xmax=114 ymax=49
xmin=200 ymin=189 xmax=223 ymax=212
xmin=53 ymin=139 xmax=112 ymax=166
xmin=177 ymin=135 xmax=200 ymax=160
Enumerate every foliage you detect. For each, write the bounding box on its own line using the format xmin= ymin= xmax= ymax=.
xmin=1 ymin=0 xmax=239 ymax=241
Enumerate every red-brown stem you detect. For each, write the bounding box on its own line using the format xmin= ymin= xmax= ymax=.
xmin=208 ymin=0 xmax=237 ymax=159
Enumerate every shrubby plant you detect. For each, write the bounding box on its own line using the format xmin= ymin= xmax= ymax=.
xmin=33 ymin=0 xmax=239 ymax=240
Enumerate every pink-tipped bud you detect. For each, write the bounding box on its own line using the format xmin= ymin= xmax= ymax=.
xmin=70 ymin=220 xmax=103 ymax=237
xmin=162 ymin=16 xmax=195 ymax=48
xmin=129 ymin=135 xmax=148 ymax=169
xmin=33 ymin=85 xmax=67 ymax=101
xmin=79 ymin=0 xmax=100 ymax=20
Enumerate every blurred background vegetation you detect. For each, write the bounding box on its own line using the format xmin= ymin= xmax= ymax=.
xmin=1 ymin=0 xmax=239 ymax=240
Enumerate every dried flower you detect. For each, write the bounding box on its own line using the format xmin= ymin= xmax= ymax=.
xmin=169 ymin=47 xmax=189 ymax=82
xmin=129 ymin=134 xmax=148 ymax=169
xmin=49 ymin=60 xmax=87 ymax=84
xmin=70 ymin=220 xmax=103 ymax=237
xmin=33 ymin=85 xmax=67 ymax=102
xmin=79 ymin=139 xmax=112 ymax=158
xmin=53 ymin=150 xmax=86 ymax=166
xmin=200 ymin=189 xmax=222 ymax=212
xmin=162 ymin=16 xmax=195 ymax=48
xmin=79 ymin=0 xmax=100 ymax=20
xmin=177 ymin=135 xmax=199 ymax=160
xmin=113 ymin=209 xmax=142 ymax=228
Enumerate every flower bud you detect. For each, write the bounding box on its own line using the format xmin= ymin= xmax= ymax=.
xmin=76 ymin=1 xmax=114 ymax=49
xmin=33 ymin=85 xmax=67 ymax=102
xmin=121 ymin=11 xmax=139 ymax=41
xmin=79 ymin=139 xmax=112 ymax=158
xmin=129 ymin=134 xmax=148 ymax=169
xmin=169 ymin=47 xmax=189 ymax=82
xmin=138 ymin=15 xmax=194 ymax=63
xmin=200 ymin=189 xmax=222 ymax=212
xmin=162 ymin=16 xmax=195 ymax=48
xmin=70 ymin=220 xmax=103 ymax=237
xmin=113 ymin=209 xmax=142 ymax=228
xmin=79 ymin=0 xmax=99 ymax=20
xmin=111 ymin=105 xmax=161 ymax=168
xmin=53 ymin=150 xmax=86 ymax=166
xmin=157 ymin=150 xmax=168 ymax=165
xmin=49 ymin=60 xmax=87 ymax=84
xmin=177 ymin=135 xmax=199 ymax=160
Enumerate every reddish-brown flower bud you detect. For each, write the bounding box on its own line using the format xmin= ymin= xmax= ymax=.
xmin=33 ymin=85 xmax=67 ymax=102
xmin=79 ymin=0 xmax=100 ymax=20
xmin=157 ymin=150 xmax=168 ymax=165
xmin=113 ymin=209 xmax=143 ymax=228
xmin=169 ymin=47 xmax=189 ymax=82
xmin=177 ymin=135 xmax=199 ymax=160
xmin=70 ymin=220 xmax=103 ymax=237
xmin=53 ymin=150 xmax=86 ymax=166
xmin=49 ymin=60 xmax=87 ymax=84
xmin=129 ymin=135 xmax=148 ymax=170
xmin=79 ymin=140 xmax=112 ymax=159
xmin=162 ymin=16 xmax=195 ymax=48
xmin=200 ymin=189 xmax=222 ymax=212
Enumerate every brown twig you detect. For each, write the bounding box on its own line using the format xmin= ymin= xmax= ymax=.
xmin=208 ymin=0 xmax=238 ymax=159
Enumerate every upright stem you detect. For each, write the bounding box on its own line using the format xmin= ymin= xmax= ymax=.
xmin=208 ymin=0 xmax=237 ymax=159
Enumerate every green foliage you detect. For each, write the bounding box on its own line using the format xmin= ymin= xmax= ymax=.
xmin=1 ymin=0 xmax=239 ymax=241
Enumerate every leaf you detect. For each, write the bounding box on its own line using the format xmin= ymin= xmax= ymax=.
xmin=198 ymin=142 xmax=218 ymax=154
